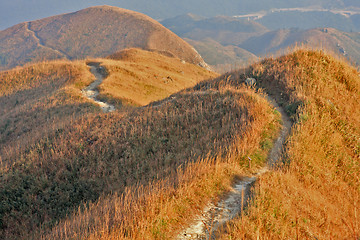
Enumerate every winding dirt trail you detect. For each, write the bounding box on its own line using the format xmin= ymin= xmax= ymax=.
xmin=82 ymin=64 xmax=115 ymax=113
xmin=177 ymin=95 xmax=292 ymax=240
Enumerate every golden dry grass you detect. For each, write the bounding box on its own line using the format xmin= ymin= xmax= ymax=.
xmin=6 ymin=48 xmax=355 ymax=240
xmin=0 ymin=48 xmax=215 ymax=167
xmin=0 ymin=60 xmax=98 ymax=165
xmin=97 ymin=48 xmax=217 ymax=106
xmin=40 ymin=86 xmax=279 ymax=240
xmin=218 ymin=49 xmax=360 ymax=239
xmin=1 ymin=49 xmax=269 ymax=239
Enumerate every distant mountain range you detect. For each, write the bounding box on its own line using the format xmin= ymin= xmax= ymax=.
xmin=252 ymin=9 xmax=360 ymax=32
xmin=162 ymin=14 xmax=360 ymax=71
xmin=2 ymin=3 xmax=360 ymax=72
xmin=239 ymin=28 xmax=360 ymax=59
xmin=0 ymin=6 xmax=207 ymax=70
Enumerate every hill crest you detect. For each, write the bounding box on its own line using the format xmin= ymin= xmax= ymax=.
xmin=0 ymin=5 xmax=208 ymax=70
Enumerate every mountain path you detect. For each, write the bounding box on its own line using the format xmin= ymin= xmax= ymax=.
xmin=177 ymin=95 xmax=292 ymax=240
xmin=82 ymin=65 xmax=116 ymax=113
xmin=25 ymin=22 xmax=71 ymax=59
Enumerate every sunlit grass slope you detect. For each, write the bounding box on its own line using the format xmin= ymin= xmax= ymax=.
xmin=0 ymin=48 xmax=219 ymax=239
xmin=40 ymin=85 xmax=279 ymax=240
xmin=97 ymin=48 xmax=217 ymax=106
xmin=1 ymin=47 xmax=264 ymax=240
xmin=0 ymin=83 xmax=279 ymax=239
xmin=0 ymin=60 xmax=98 ymax=164
xmin=219 ymin=50 xmax=360 ymax=239
xmin=0 ymin=48 xmax=216 ymax=166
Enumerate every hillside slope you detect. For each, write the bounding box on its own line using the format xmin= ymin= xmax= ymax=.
xmin=256 ymin=10 xmax=358 ymax=32
xmin=43 ymin=49 xmax=360 ymax=239
xmin=218 ymin=50 xmax=360 ymax=239
xmin=0 ymin=5 xmax=207 ymax=70
xmin=0 ymin=64 xmax=276 ymax=239
xmin=0 ymin=60 xmax=97 ymax=164
xmin=162 ymin=14 xmax=268 ymax=37
xmin=102 ymin=48 xmax=216 ymax=106
xmin=161 ymin=15 xmax=266 ymax=71
xmin=163 ymin=13 xmax=360 ymax=68
xmin=161 ymin=15 xmax=268 ymax=46
xmin=0 ymin=48 xmax=215 ymax=166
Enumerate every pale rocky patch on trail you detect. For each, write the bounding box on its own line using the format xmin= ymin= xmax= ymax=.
xmin=82 ymin=65 xmax=115 ymax=113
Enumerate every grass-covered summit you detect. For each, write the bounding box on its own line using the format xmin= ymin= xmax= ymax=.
xmin=0 ymin=6 xmax=207 ymax=70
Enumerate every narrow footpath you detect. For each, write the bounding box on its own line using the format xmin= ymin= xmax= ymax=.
xmin=82 ymin=64 xmax=115 ymax=113
xmin=177 ymin=95 xmax=292 ymax=239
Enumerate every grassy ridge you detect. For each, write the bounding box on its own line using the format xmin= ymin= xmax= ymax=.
xmin=1 ymin=86 xmax=279 ymax=239
xmin=0 ymin=49 xmax=215 ymax=166
xmin=42 ymin=86 xmax=279 ymax=239
xmin=0 ymin=6 xmax=207 ymax=70
xmin=4 ymin=48 xmax=355 ymax=239
xmin=0 ymin=61 xmax=97 ymax=165
xmin=99 ymin=48 xmax=217 ymax=106
xmin=219 ymin=50 xmax=360 ymax=239
xmin=0 ymin=50 xmax=218 ymax=239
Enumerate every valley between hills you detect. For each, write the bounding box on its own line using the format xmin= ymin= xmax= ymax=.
xmin=0 ymin=5 xmax=359 ymax=240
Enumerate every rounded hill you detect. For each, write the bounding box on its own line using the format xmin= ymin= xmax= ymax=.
xmin=0 ymin=5 xmax=207 ymax=70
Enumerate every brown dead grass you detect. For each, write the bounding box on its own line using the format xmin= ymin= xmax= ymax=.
xmin=98 ymin=48 xmax=217 ymax=106
xmin=0 ymin=48 xmax=215 ymax=167
xmin=40 ymin=86 xmax=279 ymax=240
xmin=0 ymin=60 xmax=97 ymax=165
xmin=218 ymin=49 xmax=360 ymax=239
xmin=0 ymin=49 xmax=278 ymax=239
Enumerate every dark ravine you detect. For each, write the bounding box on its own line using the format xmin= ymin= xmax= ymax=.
xmin=82 ymin=64 xmax=116 ymax=113
xmin=177 ymin=95 xmax=292 ymax=240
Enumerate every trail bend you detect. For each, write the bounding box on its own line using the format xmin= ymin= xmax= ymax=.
xmin=82 ymin=64 xmax=115 ymax=113
xmin=177 ymin=94 xmax=292 ymax=240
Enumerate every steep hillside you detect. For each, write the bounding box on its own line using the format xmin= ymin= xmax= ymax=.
xmin=0 ymin=61 xmax=97 ymax=164
xmin=162 ymin=15 xmax=268 ymax=36
xmin=162 ymin=13 xmax=360 ymax=68
xmin=100 ymin=48 xmax=217 ymax=106
xmin=161 ymin=15 xmax=266 ymax=71
xmin=217 ymin=50 xmax=360 ymax=239
xmin=0 ymin=67 xmax=278 ymax=239
xmin=159 ymin=13 xmax=206 ymax=35
xmin=0 ymin=48 xmax=215 ymax=165
xmin=0 ymin=6 xmax=207 ymax=70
